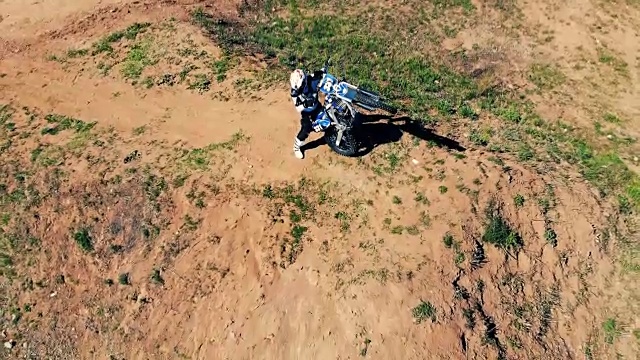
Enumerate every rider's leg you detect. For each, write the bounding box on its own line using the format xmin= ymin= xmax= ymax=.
xmin=293 ymin=113 xmax=313 ymax=159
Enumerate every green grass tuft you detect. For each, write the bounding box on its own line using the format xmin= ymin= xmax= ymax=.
xmin=482 ymin=201 xmax=522 ymax=254
xmin=412 ymin=300 xmax=436 ymax=323
xmin=602 ymin=318 xmax=621 ymax=344
xmin=92 ymin=22 xmax=151 ymax=54
xmin=73 ymin=228 xmax=93 ymax=252
xmin=42 ymin=114 xmax=96 ymax=135
xmin=528 ymin=63 xmax=565 ymax=90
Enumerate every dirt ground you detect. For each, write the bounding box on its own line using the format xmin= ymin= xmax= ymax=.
xmin=0 ymin=0 xmax=639 ymax=359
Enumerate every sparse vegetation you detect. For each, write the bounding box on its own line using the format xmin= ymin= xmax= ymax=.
xmin=414 ymin=192 xmax=430 ymax=205
xmin=42 ymin=114 xmax=96 ymax=135
xmin=412 ymin=300 xmax=436 ymax=323
xmin=150 ymin=269 xmax=164 ymax=285
xmin=514 ymin=194 xmax=525 ymax=208
xmin=482 ymin=201 xmax=523 ymax=255
xmin=121 ymin=41 xmax=155 ymax=80
xmin=118 ymin=273 xmax=131 ymax=285
xmin=73 ymin=228 xmax=93 ymax=252
xmin=602 ymin=318 xmax=621 ymax=344
xmin=529 ymin=63 xmax=566 ymax=89
xmin=443 ymin=233 xmax=455 ymax=248
xmin=1 ymin=1 xmax=639 ymax=359
xmin=92 ymin=22 xmax=151 ymax=54
xmin=544 ymin=227 xmax=558 ymax=247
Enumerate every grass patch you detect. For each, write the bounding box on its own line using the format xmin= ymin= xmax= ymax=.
xmin=133 ymin=125 xmax=147 ymax=135
xmin=0 ymin=104 xmax=13 ymax=125
xmin=42 ymin=114 xmax=96 ymax=135
xmin=414 ymin=192 xmax=430 ymax=205
xmin=190 ymin=6 xmax=481 ymax=122
xmin=188 ymin=74 xmax=212 ymax=93
xmin=573 ymin=141 xmax=638 ymax=200
xmin=412 ymin=300 xmax=436 ymax=323
xmin=121 ymin=41 xmax=156 ymax=80
xmin=334 ymin=211 xmax=350 ymax=232
xmin=598 ymin=48 xmax=629 ymax=76
xmin=73 ymin=228 xmax=93 ymax=252
xmin=182 ymin=132 xmax=247 ymax=169
xmin=528 ymin=63 xmax=565 ymax=90
xmin=469 ymin=128 xmax=492 ymax=146
xmin=482 ymin=200 xmax=523 ymax=255
xmin=143 ymin=173 xmax=167 ymax=201
xmin=514 ymin=194 xmax=525 ymax=208
xmin=92 ymin=22 xmax=151 ymax=54
xmin=66 ymin=48 xmax=88 ymax=58
xmin=291 ymin=224 xmax=307 ymax=242
xmin=186 ymin=3 xmax=640 ymax=218
xmin=150 ymin=269 xmax=164 ymax=285
xmin=443 ymin=233 xmax=455 ymax=248
xmin=118 ymin=272 xmax=131 ymax=285
xmin=602 ymin=318 xmax=621 ymax=344
xmin=211 ymin=56 xmax=232 ymax=82
xmin=603 ymin=112 xmax=621 ymax=124
xmin=544 ymin=228 xmax=558 ymax=247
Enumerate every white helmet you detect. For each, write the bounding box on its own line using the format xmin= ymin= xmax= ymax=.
xmin=290 ymin=69 xmax=305 ymax=91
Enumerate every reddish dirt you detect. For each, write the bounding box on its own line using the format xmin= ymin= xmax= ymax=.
xmin=0 ymin=0 xmax=638 ymax=359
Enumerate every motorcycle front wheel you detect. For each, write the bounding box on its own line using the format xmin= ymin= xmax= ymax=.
xmin=324 ymin=127 xmax=360 ymax=157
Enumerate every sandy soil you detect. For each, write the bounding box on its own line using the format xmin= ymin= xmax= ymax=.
xmin=0 ymin=0 xmax=638 ymax=359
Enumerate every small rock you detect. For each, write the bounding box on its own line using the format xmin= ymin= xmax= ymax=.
xmin=607 ymin=134 xmax=613 ymax=139
xmin=4 ymin=340 xmax=14 ymax=349
xmin=49 ymin=291 xmax=57 ymax=297
xmin=634 ymin=156 xmax=638 ymax=162
xmin=412 ymin=159 xmax=419 ymax=165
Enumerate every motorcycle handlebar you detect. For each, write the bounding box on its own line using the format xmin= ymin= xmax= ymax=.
xmin=321 ymin=58 xmax=331 ymax=72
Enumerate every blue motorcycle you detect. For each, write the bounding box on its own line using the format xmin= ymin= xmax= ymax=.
xmin=311 ymin=59 xmax=398 ymax=157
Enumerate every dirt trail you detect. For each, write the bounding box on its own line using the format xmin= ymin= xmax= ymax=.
xmin=0 ymin=0 xmax=124 ymax=39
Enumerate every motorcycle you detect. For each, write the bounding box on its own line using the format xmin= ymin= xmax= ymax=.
xmin=310 ymin=59 xmax=398 ymax=157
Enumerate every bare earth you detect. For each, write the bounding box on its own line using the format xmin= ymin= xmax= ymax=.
xmin=0 ymin=0 xmax=639 ymax=359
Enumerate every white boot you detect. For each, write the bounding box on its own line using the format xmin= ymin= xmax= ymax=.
xmin=293 ymin=138 xmax=304 ymax=159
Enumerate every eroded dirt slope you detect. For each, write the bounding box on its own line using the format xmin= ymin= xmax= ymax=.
xmin=0 ymin=0 xmax=638 ymax=359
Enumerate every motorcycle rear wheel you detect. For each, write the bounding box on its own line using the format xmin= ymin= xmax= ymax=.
xmin=354 ymin=91 xmax=398 ymax=115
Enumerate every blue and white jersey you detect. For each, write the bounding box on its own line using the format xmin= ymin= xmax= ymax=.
xmin=291 ymin=73 xmax=322 ymax=114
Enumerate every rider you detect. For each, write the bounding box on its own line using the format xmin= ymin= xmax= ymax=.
xmin=290 ymin=67 xmax=326 ymax=159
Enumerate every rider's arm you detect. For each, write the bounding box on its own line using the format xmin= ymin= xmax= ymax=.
xmin=290 ymin=91 xmax=306 ymax=113
xmin=311 ymin=70 xmax=325 ymax=81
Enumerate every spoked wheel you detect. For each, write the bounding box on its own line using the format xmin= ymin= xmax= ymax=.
xmin=324 ymin=127 xmax=361 ymax=157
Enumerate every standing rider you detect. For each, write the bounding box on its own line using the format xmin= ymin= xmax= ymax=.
xmin=289 ymin=67 xmax=326 ymax=159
